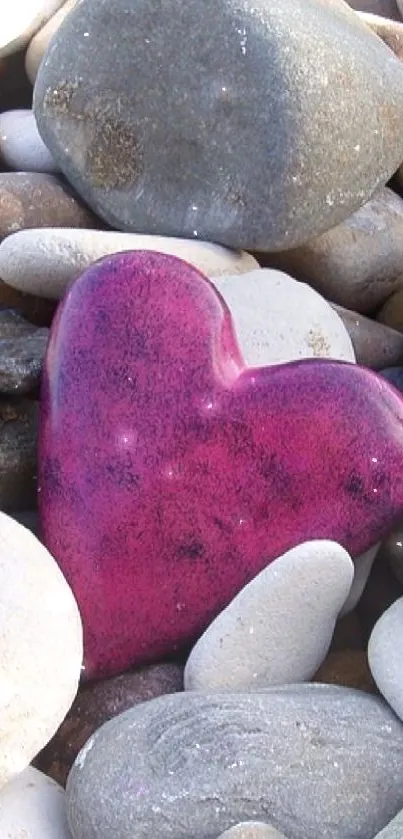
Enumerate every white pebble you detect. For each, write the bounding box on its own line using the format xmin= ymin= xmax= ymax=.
xmin=0 ymin=512 xmax=82 ymax=789
xmin=184 ymin=540 xmax=354 ymax=692
xmin=211 ymin=269 xmax=355 ymax=365
xmin=0 ymin=110 xmax=58 ymax=173
xmin=0 ymin=766 xmax=72 ymax=839
xmin=0 ymin=228 xmax=258 ymax=299
xmin=368 ymin=596 xmax=403 ymax=722
xmin=218 ymin=823 xmax=288 ymax=839
xmin=0 ymin=1 xmax=65 ymax=58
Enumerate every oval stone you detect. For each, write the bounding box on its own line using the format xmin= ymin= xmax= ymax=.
xmin=33 ymin=0 xmax=403 ymax=250
xmin=66 ymin=686 xmax=403 ymax=839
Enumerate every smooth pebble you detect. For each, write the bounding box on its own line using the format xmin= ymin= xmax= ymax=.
xmin=0 ymin=766 xmax=71 ymax=839
xmin=266 ymin=187 xmax=403 ymax=313
xmin=66 ymin=686 xmax=403 ymax=839
xmin=0 ymin=512 xmax=82 ymax=789
xmin=184 ymin=540 xmax=354 ymax=692
xmin=368 ymin=596 xmax=403 ymax=720
xmin=26 ymin=0 xmax=78 ymax=83
xmin=211 ymin=269 xmax=355 ymax=366
xmin=0 ymin=228 xmax=258 ymax=299
xmin=0 ymin=110 xmax=58 ymax=173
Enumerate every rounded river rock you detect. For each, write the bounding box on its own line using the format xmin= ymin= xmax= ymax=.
xmin=66 ymin=686 xmax=403 ymax=839
xmin=33 ymin=0 xmax=403 ymax=250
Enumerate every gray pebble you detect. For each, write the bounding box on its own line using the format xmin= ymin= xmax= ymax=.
xmin=66 ymin=685 xmax=403 ymax=839
xmin=368 ymin=596 xmax=403 ymax=721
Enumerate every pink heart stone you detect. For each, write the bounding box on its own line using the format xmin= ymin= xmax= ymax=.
xmin=39 ymin=251 xmax=403 ymax=679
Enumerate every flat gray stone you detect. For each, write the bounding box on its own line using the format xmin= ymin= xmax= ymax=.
xmin=0 ymin=309 xmax=48 ymax=395
xmin=33 ymin=0 xmax=403 ymax=250
xmin=66 ymin=685 xmax=403 ymax=839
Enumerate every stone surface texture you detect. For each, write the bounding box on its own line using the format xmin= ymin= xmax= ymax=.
xmin=0 ymin=512 xmax=82 ymax=790
xmin=33 ymin=0 xmax=403 ymax=249
xmin=66 ymin=686 xmax=403 ymax=839
xmin=0 ymin=228 xmax=258 ymax=299
xmin=184 ymin=540 xmax=354 ymax=691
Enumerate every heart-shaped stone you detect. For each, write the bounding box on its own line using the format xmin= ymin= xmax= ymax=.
xmin=39 ymin=252 xmax=403 ymax=679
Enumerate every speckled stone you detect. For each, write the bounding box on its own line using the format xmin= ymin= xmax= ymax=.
xmin=0 ymin=228 xmax=257 ymax=299
xmin=314 ymin=649 xmax=377 ymax=693
xmin=33 ymin=0 xmax=403 ymax=250
xmin=0 ymin=399 xmax=38 ymax=511
xmin=348 ymin=0 xmax=400 ymax=19
xmin=265 ymin=187 xmax=403 ymax=313
xmin=39 ymin=251 xmax=403 ymax=679
xmin=0 ymin=309 xmax=48 ymax=394
xmin=357 ymin=11 xmax=403 ymax=58
xmin=184 ymin=541 xmax=354 ymax=691
xmin=0 ymin=173 xmax=99 ymax=242
xmin=218 ymin=824 xmax=288 ymax=839
xmin=368 ymin=597 xmax=403 ymax=720
xmin=65 ymin=686 xmax=403 ymax=839
xmin=332 ymin=304 xmax=403 ymax=369
xmin=378 ymin=286 xmax=403 ymax=331
xmin=35 ymin=662 xmax=184 ymax=787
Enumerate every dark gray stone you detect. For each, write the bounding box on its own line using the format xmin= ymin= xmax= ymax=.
xmin=0 ymin=309 xmax=48 ymax=394
xmin=66 ymin=685 xmax=403 ymax=839
xmin=347 ymin=0 xmax=400 ymax=20
xmin=0 ymin=399 xmax=37 ymax=511
xmin=34 ymin=0 xmax=403 ymax=251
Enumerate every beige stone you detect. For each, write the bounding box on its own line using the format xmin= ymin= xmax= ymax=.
xmin=265 ymin=187 xmax=403 ymax=313
xmin=378 ymin=286 xmax=403 ymax=331
xmin=357 ymin=11 xmax=403 ymax=57
xmin=26 ymin=0 xmax=78 ymax=83
xmin=0 ymin=512 xmax=82 ymax=790
xmin=0 ymin=228 xmax=258 ymax=299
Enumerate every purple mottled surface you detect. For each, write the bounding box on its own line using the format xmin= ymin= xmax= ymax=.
xmin=39 ymin=251 xmax=403 ymax=679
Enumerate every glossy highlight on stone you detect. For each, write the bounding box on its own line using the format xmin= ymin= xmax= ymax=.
xmin=39 ymin=252 xmax=403 ymax=679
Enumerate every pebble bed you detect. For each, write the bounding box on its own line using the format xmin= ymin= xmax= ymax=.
xmin=3 ymin=2 xmax=403 ymax=839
